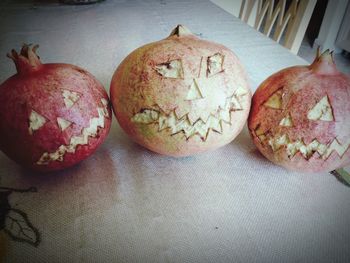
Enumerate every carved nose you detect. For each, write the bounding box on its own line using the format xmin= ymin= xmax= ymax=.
xmin=186 ymin=79 xmax=204 ymax=100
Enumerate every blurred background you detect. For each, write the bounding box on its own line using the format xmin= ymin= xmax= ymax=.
xmin=211 ymin=0 xmax=350 ymax=74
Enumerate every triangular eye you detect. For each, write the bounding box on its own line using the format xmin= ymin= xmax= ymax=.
xmin=264 ymin=89 xmax=282 ymax=109
xmin=62 ymin=90 xmax=80 ymax=108
xmin=28 ymin=110 xmax=46 ymax=135
xmin=186 ymin=79 xmax=204 ymax=100
xmin=307 ymin=96 xmax=334 ymax=121
xmin=279 ymin=114 xmax=293 ymax=127
xmin=155 ymin=59 xmax=183 ymax=79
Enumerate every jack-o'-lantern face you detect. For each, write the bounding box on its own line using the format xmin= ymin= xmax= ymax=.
xmin=26 ymin=88 xmax=110 ymax=166
xmin=0 ymin=64 xmax=111 ymax=171
xmin=111 ymin=25 xmax=251 ymax=156
xmin=131 ymin=53 xmax=249 ymax=141
xmin=255 ymin=90 xmax=349 ymax=159
xmin=249 ymin=52 xmax=350 ymax=172
xmin=0 ymin=44 xmax=112 ymax=172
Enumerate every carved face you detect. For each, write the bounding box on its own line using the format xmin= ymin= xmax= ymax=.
xmin=249 ymin=52 xmax=350 ymax=172
xmin=31 ymin=90 xmax=110 ymax=166
xmin=0 ymin=58 xmax=112 ymax=172
xmin=111 ymin=25 xmax=251 ymax=156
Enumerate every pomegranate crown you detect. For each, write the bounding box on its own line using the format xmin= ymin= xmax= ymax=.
xmin=7 ymin=44 xmax=42 ymax=74
xmin=310 ymin=48 xmax=338 ymax=75
xmin=169 ymin=25 xmax=194 ymax=37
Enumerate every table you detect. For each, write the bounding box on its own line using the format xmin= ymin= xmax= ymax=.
xmin=0 ymin=0 xmax=349 ymax=262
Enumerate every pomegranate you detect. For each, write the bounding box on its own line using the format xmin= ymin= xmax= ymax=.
xmin=0 ymin=44 xmax=112 ymax=172
xmin=110 ymin=25 xmax=251 ymax=156
xmin=248 ymin=50 xmax=350 ymax=172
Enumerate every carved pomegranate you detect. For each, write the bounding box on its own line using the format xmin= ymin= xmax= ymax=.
xmin=0 ymin=44 xmax=112 ymax=172
xmin=248 ymin=50 xmax=350 ymax=172
xmin=110 ymin=25 xmax=251 ymax=156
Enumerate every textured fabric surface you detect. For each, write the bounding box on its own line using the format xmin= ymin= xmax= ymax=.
xmin=0 ymin=0 xmax=349 ymax=262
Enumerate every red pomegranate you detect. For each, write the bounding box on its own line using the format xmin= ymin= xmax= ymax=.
xmin=110 ymin=25 xmax=251 ymax=156
xmin=0 ymin=44 xmax=112 ymax=172
xmin=248 ymin=50 xmax=350 ymax=172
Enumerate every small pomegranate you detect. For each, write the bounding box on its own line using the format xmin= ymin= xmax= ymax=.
xmin=248 ymin=50 xmax=350 ymax=172
xmin=0 ymin=44 xmax=112 ymax=172
xmin=110 ymin=25 xmax=251 ymax=156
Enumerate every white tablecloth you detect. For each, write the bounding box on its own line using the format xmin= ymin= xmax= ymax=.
xmin=0 ymin=0 xmax=349 ymax=262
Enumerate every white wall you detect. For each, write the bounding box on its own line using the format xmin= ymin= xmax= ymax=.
xmin=314 ymin=0 xmax=349 ymax=52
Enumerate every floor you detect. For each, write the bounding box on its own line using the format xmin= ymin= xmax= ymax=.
xmin=298 ymin=37 xmax=350 ymax=75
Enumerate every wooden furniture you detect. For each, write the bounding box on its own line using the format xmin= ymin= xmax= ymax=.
xmin=212 ymin=0 xmax=317 ymax=54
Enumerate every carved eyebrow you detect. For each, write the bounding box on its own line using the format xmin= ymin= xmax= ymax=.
xmin=154 ymin=59 xmax=184 ymax=79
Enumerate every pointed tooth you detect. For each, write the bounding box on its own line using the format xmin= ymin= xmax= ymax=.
xmin=234 ymin=86 xmax=248 ymax=97
xmin=230 ymin=95 xmax=242 ymax=110
xmin=219 ymin=109 xmax=231 ymax=123
xmin=158 ymin=114 xmax=168 ymax=131
xmin=207 ymin=115 xmax=221 ymax=132
xmin=324 ymin=138 xmax=350 ymax=158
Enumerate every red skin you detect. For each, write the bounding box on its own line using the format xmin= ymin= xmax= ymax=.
xmin=0 ymin=45 xmax=112 ymax=172
xmin=248 ymin=51 xmax=350 ymax=172
xmin=110 ymin=25 xmax=251 ymax=156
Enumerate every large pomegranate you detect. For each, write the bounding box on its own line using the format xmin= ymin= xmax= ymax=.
xmin=0 ymin=44 xmax=112 ymax=172
xmin=248 ymin=50 xmax=350 ymax=172
xmin=110 ymin=25 xmax=251 ymax=156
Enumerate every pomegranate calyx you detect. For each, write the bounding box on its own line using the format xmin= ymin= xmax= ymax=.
xmin=169 ymin=25 xmax=193 ymax=37
xmin=7 ymin=44 xmax=42 ymax=74
xmin=310 ymin=48 xmax=338 ymax=75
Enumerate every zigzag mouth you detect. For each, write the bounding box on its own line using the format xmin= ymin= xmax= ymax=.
xmin=131 ymin=92 xmax=246 ymax=141
xmin=265 ymin=133 xmax=350 ymax=160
